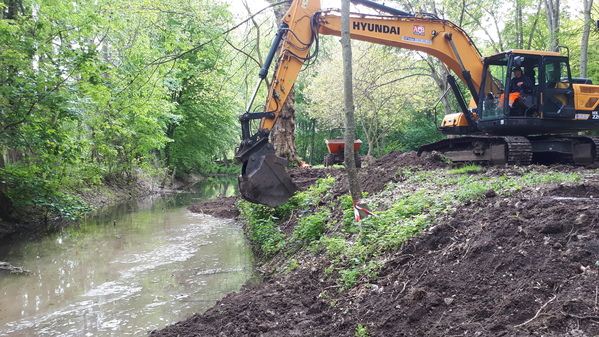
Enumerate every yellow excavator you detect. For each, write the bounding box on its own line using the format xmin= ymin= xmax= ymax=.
xmin=235 ymin=0 xmax=599 ymax=207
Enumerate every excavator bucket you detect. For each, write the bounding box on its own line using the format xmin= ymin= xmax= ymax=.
xmin=238 ymin=143 xmax=298 ymax=207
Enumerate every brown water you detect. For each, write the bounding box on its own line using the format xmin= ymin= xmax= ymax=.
xmin=0 ymin=179 xmax=253 ymax=336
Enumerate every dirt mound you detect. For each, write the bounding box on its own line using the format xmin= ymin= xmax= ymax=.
xmin=548 ymin=183 xmax=599 ymax=198
xmin=359 ymin=151 xmax=450 ymax=194
xmin=352 ymin=188 xmax=599 ymax=336
xmin=187 ymin=196 xmax=240 ymax=218
xmin=326 ymin=151 xmax=450 ymax=197
xmin=161 ymin=153 xmax=599 ymax=337
xmin=150 ymin=268 xmax=345 ymax=337
xmin=288 ymin=167 xmax=344 ymax=191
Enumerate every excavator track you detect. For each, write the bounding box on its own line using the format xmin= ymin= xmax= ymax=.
xmin=527 ymin=135 xmax=599 ymax=165
xmin=418 ymin=135 xmax=532 ymax=165
xmin=568 ymin=135 xmax=599 ymax=164
xmin=419 ymin=135 xmax=599 ymax=166
xmin=587 ymin=136 xmax=599 ymax=161
xmin=504 ymin=136 xmax=533 ymax=164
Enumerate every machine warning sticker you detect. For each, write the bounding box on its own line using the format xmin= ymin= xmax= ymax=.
xmin=413 ymin=25 xmax=425 ymax=35
xmin=402 ymin=36 xmax=432 ymax=44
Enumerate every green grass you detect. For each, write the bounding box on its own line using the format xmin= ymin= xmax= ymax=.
xmin=449 ymin=164 xmax=484 ymax=174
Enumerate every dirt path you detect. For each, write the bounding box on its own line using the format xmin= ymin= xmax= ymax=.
xmin=153 ymin=152 xmax=599 ymax=337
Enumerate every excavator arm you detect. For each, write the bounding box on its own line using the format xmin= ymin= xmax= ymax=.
xmin=236 ymin=0 xmax=489 ymax=207
xmin=235 ymin=0 xmax=319 ymax=207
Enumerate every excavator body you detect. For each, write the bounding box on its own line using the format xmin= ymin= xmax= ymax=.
xmin=236 ymin=0 xmax=599 ymax=207
xmin=421 ymin=50 xmax=599 ymax=165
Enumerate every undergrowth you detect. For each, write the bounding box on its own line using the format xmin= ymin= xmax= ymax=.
xmin=238 ymin=176 xmax=335 ymax=258
xmin=240 ymin=167 xmax=581 ymax=289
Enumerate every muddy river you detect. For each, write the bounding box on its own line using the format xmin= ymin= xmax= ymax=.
xmin=0 ymin=178 xmax=253 ymax=336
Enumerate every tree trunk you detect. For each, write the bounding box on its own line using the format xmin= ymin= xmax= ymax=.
xmin=515 ymin=2 xmax=523 ymax=48
xmin=580 ymin=0 xmax=593 ymax=78
xmin=309 ymin=118 xmax=316 ymax=165
xmin=266 ymin=0 xmax=302 ymax=165
xmin=526 ymin=1 xmax=543 ymax=50
xmin=341 ymin=0 xmax=368 ymax=220
xmin=544 ymin=0 xmax=560 ymax=52
xmin=0 ymin=147 xmax=13 ymax=219
xmin=271 ymin=93 xmax=302 ymax=164
xmin=1 ymin=0 xmax=24 ymax=20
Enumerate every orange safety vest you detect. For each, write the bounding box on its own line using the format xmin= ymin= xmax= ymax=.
xmin=498 ymin=92 xmax=521 ymax=108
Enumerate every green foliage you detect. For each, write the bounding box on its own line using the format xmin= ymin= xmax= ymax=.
xmin=294 ymin=82 xmax=330 ymax=165
xmin=2 ymin=165 xmax=92 ymax=220
xmin=449 ymin=165 xmax=483 ymax=174
xmin=239 ymin=176 xmax=336 ymax=257
xmin=279 ymin=175 xmax=336 ymax=218
xmin=292 ymin=209 xmax=330 ymax=245
xmin=285 ymin=259 xmax=299 ymax=273
xmin=355 ymin=324 xmax=370 ymax=337
xmin=340 ymin=195 xmax=359 ymax=232
xmin=339 ymin=260 xmax=383 ymax=290
xmin=0 ymin=0 xmax=238 ymax=223
xmin=384 ymin=110 xmax=444 ymax=152
xmin=238 ymin=201 xmax=286 ymax=257
xmin=166 ymin=62 xmax=238 ymax=174
xmin=520 ymin=171 xmax=579 ymax=185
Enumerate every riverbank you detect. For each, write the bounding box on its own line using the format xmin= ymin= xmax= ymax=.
xmin=0 ymin=171 xmax=207 ymax=241
xmin=156 ymin=151 xmax=599 ymax=337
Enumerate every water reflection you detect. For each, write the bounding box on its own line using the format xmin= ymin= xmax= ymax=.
xmin=0 ymin=177 xmax=252 ymax=336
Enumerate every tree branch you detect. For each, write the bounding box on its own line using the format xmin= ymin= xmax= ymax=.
xmin=147 ymin=1 xmax=289 ymax=66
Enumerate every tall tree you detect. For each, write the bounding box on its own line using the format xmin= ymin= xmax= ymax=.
xmin=580 ymin=0 xmax=594 ymax=78
xmin=159 ymin=1 xmax=238 ymax=174
xmin=545 ymin=0 xmax=561 ymax=51
xmin=341 ymin=0 xmax=367 ymax=219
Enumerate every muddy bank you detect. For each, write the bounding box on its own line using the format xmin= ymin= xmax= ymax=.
xmin=155 ymin=152 xmax=599 ymax=337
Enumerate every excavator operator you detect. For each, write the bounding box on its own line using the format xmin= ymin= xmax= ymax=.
xmin=510 ymin=67 xmax=533 ymax=94
xmin=499 ymin=67 xmax=534 ymax=115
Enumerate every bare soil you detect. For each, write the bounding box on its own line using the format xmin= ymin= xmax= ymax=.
xmin=153 ymin=151 xmax=599 ymax=337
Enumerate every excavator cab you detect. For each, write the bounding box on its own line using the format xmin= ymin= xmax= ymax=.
xmin=476 ymin=50 xmax=593 ymax=136
xmin=478 ymin=52 xmax=541 ymax=121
